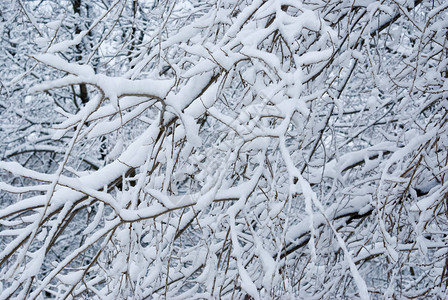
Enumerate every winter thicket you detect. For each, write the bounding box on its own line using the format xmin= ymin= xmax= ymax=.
xmin=0 ymin=0 xmax=447 ymax=298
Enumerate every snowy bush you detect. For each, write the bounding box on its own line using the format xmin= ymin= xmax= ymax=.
xmin=0 ymin=0 xmax=447 ymax=298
